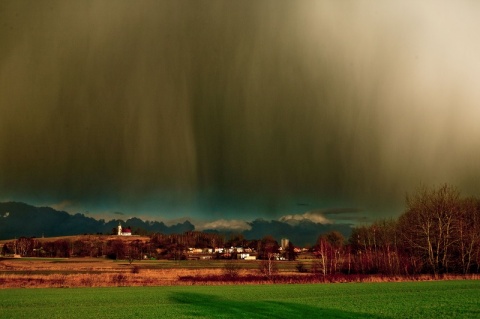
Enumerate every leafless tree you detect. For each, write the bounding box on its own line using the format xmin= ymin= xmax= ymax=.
xmin=455 ymin=197 xmax=480 ymax=274
xmin=398 ymin=184 xmax=461 ymax=276
xmin=315 ymin=231 xmax=344 ymax=276
xmin=16 ymin=237 xmax=33 ymax=256
xmin=260 ymin=252 xmax=278 ymax=278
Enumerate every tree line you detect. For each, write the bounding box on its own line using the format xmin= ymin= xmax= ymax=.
xmin=1 ymin=230 xmax=295 ymax=261
xmin=313 ymin=184 xmax=480 ymax=277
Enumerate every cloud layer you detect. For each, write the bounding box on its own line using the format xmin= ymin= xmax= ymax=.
xmin=279 ymin=212 xmax=332 ymax=225
xmin=195 ymin=219 xmax=252 ymax=232
xmin=1 ymin=2 xmax=480 ymax=222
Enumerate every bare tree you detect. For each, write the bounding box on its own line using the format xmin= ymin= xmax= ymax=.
xmin=398 ymin=184 xmax=461 ymax=276
xmin=315 ymin=231 xmax=344 ymax=276
xmin=16 ymin=237 xmax=33 ymax=256
xmin=371 ymin=219 xmax=401 ymax=275
xmin=260 ymin=252 xmax=278 ymax=278
xmin=455 ymin=197 xmax=480 ymax=274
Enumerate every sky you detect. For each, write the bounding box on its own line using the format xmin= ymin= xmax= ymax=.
xmin=1 ymin=1 xmax=480 ymax=231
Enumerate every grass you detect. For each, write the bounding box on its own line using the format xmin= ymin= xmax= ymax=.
xmin=1 ymin=280 xmax=479 ymax=318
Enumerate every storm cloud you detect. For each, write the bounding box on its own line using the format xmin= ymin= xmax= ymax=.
xmin=1 ymin=1 xmax=480 ymax=223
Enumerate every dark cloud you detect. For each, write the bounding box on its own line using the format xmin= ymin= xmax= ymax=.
xmin=243 ymin=219 xmax=352 ymax=247
xmin=1 ymin=2 xmax=480 ymax=222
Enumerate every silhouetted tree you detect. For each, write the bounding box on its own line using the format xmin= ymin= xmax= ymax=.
xmin=258 ymin=235 xmax=279 ymax=260
xmin=107 ymin=239 xmax=126 ymax=260
xmin=286 ymin=241 xmax=297 ymax=261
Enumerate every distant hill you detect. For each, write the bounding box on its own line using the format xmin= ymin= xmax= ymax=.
xmin=0 ymin=202 xmax=353 ymax=246
xmin=0 ymin=202 xmax=194 ymax=240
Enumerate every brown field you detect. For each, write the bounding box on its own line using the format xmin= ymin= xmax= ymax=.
xmin=2 ymin=235 xmax=479 ymax=289
xmin=0 ymin=257 xmax=290 ymax=288
xmin=1 ymin=256 xmax=478 ymax=289
xmin=0 ymin=257 xmax=214 ymax=288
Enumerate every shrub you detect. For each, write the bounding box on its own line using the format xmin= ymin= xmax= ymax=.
xmin=222 ymin=262 xmax=240 ymax=280
xmin=131 ymin=265 xmax=141 ymax=274
xmin=50 ymin=274 xmax=67 ymax=287
xmin=80 ymin=276 xmax=95 ymax=287
xmin=111 ymin=273 xmax=128 ymax=286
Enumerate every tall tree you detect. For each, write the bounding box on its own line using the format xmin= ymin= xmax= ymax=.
xmin=398 ymin=184 xmax=461 ymax=276
xmin=315 ymin=231 xmax=344 ymax=276
xmin=455 ymin=197 xmax=480 ymax=274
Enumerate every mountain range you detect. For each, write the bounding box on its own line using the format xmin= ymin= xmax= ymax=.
xmin=0 ymin=202 xmax=352 ymax=246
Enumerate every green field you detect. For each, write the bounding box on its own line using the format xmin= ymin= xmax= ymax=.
xmin=1 ymin=280 xmax=479 ymax=318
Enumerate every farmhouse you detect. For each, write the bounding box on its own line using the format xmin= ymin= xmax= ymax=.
xmin=240 ymin=253 xmax=256 ymax=260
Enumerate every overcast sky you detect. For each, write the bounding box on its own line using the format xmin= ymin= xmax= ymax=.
xmin=1 ymin=1 xmax=480 ymax=229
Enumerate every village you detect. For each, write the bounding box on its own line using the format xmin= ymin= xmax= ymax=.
xmin=114 ymin=222 xmax=302 ymax=261
xmin=0 ymin=222 xmax=307 ymax=262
